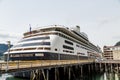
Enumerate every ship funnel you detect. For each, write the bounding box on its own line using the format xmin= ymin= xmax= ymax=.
xmin=70 ymin=25 xmax=80 ymax=33
xmin=74 ymin=25 xmax=80 ymax=33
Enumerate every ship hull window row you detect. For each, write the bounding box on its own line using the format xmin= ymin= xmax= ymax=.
xmin=5 ymin=52 xmax=89 ymax=60
xmin=19 ymin=36 xmax=50 ymax=42
xmin=14 ymin=42 xmax=50 ymax=47
xmin=23 ymin=31 xmax=98 ymax=52
xmin=10 ymin=47 xmax=51 ymax=52
xmin=28 ymin=31 xmax=92 ymax=51
xmin=23 ymin=31 xmax=87 ymax=48
xmin=23 ymin=31 xmax=87 ymax=46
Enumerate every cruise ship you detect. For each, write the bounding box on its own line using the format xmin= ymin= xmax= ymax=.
xmin=4 ymin=25 xmax=101 ymax=60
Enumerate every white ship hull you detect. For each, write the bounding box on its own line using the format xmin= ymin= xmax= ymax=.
xmin=4 ymin=25 xmax=101 ymax=61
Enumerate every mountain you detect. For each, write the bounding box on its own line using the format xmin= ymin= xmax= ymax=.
xmin=115 ymin=41 xmax=120 ymax=46
xmin=0 ymin=44 xmax=13 ymax=56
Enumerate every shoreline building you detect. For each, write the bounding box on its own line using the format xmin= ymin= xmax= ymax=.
xmin=103 ymin=41 xmax=120 ymax=60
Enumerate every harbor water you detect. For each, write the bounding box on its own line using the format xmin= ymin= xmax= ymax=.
xmin=0 ymin=74 xmax=28 ymax=80
xmin=0 ymin=72 xmax=120 ymax=80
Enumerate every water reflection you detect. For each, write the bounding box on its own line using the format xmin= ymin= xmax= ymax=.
xmin=0 ymin=74 xmax=28 ymax=80
xmin=76 ymin=72 xmax=120 ymax=80
xmin=114 ymin=74 xmax=118 ymax=80
xmin=1 ymin=72 xmax=120 ymax=80
xmin=0 ymin=74 xmax=12 ymax=80
xmin=91 ymin=72 xmax=120 ymax=80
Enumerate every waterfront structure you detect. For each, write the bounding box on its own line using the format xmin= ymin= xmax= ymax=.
xmin=103 ymin=45 xmax=120 ymax=60
xmin=103 ymin=46 xmax=113 ymax=60
xmin=4 ymin=25 xmax=101 ymax=60
xmin=1 ymin=59 xmax=120 ymax=79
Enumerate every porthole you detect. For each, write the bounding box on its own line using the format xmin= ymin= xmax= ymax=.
xmin=55 ymin=48 xmax=57 ymax=51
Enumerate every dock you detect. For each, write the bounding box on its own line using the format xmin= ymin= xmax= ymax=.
xmin=0 ymin=60 xmax=94 ymax=73
xmin=1 ymin=60 xmax=120 ymax=80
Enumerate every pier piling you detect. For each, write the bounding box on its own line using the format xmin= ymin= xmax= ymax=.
xmin=46 ymin=69 xmax=49 ymax=80
xmin=68 ymin=67 xmax=71 ymax=80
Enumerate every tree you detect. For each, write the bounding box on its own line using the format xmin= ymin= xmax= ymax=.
xmin=115 ymin=41 xmax=120 ymax=46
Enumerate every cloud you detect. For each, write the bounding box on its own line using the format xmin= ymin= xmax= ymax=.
xmin=0 ymin=0 xmax=2 ymax=1
xmin=0 ymin=0 xmax=3 ymax=5
xmin=118 ymin=0 xmax=120 ymax=2
xmin=113 ymin=35 xmax=120 ymax=39
xmin=0 ymin=32 xmax=20 ymax=39
xmin=0 ymin=33 xmax=9 ymax=38
xmin=97 ymin=16 xmax=120 ymax=27
xmin=0 ymin=32 xmax=21 ymax=44
xmin=98 ymin=19 xmax=109 ymax=26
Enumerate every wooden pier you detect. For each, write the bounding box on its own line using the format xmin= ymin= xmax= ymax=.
xmin=0 ymin=60 xmax=94 ymax=73
xmin=1 ymin=60 xmax=120 ymax=80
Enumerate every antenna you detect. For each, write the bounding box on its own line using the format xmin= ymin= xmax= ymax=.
xmin=29 ymin=24 xmax=32 ymax=33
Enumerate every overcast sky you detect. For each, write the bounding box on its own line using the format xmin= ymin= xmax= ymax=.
xmin=0 ymin=0 xmax=120 ymax=48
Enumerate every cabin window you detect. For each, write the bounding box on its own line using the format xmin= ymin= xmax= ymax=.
xmin=76 ymin=44 xmax=81 ymax=48
xmin=35 ymin=53 xmax=44 ymax=56
xmin=77 ymin=52 xmax=85 ymax=55
xmin=63 ymin=45 xmax=74 ymax=50
xmin=63 ymin=50 xmax=74 ymax=53
xmin=65 ymin=40 xmax=73 ymax=45
xmin=44 ymin=47 xmax=51 ymax=50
